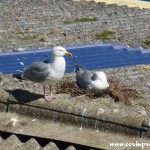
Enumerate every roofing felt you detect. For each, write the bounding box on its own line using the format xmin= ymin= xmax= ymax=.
xmin=0 ymin=43 xmax=150 ymax=74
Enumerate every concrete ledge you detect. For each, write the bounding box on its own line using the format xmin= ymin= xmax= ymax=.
xmin=0 ymin=89 xmax=9 ymax=112
xmin=0 ymin=112 xmax=143 ymax=150
xmin=0 ymin=65 xmax=150 ymax=137
xmin=0 ymin=65 xmax=150 ymax=148
xmin=7 ymin=94 xmax=147 ymax=130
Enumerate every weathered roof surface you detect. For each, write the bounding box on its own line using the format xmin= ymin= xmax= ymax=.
xmin=0 ymin=111 xmax=149 ymax=150
xmin=0 ymin=65 xmax=150 ymax=149
xmin=0 ymin=0 xmax=150 ymax=149
xmin=0 ymin=0 xmax=150 ymax=52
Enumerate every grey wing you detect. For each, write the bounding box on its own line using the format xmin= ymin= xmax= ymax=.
xmin=22 ymin=61 xmax=51 ymax=82
xmin=76 ymin=70 xmax=93 ymax=90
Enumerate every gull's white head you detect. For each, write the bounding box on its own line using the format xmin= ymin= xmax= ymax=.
xmin=91 ymin=71 xmax=109 ymax=90
xmin=52 ymin=46 xmax=72 ymax=57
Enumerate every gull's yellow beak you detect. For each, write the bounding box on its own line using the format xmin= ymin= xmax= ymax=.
xmin=65 ymin=52 xmax=73 ymax=56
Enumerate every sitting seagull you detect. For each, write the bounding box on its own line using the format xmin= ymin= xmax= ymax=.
xmin=75 ymin=65 xmax=109 ymax=90
xmin=13 ymin=46 xmax=72 ymax=101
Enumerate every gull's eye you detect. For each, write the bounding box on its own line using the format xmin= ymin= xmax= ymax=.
xmin=91 ymin=75 xmax=97 ymax=81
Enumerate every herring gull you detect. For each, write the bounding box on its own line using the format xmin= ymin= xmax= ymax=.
xmin=13 ymin=46 xmax=72 ymax=101
xmin=75 ymin=65 xmax=109 ymax=90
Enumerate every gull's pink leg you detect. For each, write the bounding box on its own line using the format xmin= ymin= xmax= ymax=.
xmin=43 ymin=85 xmax=54 ymax=101
xmin=49 ymin=85 xmax=56 ymax=99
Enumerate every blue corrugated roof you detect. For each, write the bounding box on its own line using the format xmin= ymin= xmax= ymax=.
xmin=0 ymin=43 xmax=150 ymax=74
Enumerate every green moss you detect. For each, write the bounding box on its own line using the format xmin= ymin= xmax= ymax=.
xmin=21 ymin=33 xmax=39 ymax=41
xmin=75 ymin=17 xmax=97 ymax=22
xmin=14 ymin=29 xmax=39 ymax=41
xmin=64 ymin=20 xmax=73 ymax=25
xmin=15 ymin=29 xmax=47 ymax=42
xmin=95 ymin=30 xmax=116 ymax=41
xmin=64 ymin=17 xmax=97 ymax=24
xmin=39 ymin=36 xmax=46 ymax=42
xmin=144 ymin=36 xmax=150 ymax=46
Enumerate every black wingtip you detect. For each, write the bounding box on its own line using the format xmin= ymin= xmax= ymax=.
xmin=12 ymin=74 xmax=24 ymax=80
xmin=74 ymin=56 xmax=85 ymax=73
xmin=75 ymin=65 xmax=85 ymax=73
xmin=75 ymin=65 xmax=80 ymax=73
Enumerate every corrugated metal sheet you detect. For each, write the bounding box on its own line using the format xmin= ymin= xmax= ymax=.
xmin=0 ymin=43 xmax=150 ymax=74
xmin=0 ymin=131 xmax=100 ymax=150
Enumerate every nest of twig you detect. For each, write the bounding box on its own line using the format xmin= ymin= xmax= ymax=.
xmin=56 ymin=76 xmax=140 ymax=106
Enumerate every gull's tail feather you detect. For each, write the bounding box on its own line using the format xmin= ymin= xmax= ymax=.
xmin=75 ymin=65 xmax=80 ymax=73
xmin=75 ymin=65 xmax=85 ymax=73
xmin=74 ymin=55 xmax=85 ymax=73
xmin=12 ymin=74 xmax=25 ymax=80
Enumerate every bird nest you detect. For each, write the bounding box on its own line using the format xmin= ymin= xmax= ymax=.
xmin=56 ymin=76 xmax=140 ymax=106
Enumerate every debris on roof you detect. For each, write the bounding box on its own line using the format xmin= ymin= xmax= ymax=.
xmin=0 ymin=65 xmax=150 ymax=131
xmin=56 ymin=76 xmax=139 ymax=105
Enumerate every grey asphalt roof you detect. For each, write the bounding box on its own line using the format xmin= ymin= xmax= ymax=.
xmin=1 ymin=0 xmax=150 ymax=52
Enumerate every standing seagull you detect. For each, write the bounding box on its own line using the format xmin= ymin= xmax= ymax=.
xmin=75 ymin=65 xmax=109 ymax=90
xmin=13 ymin=46 xmax=72 ymax=101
